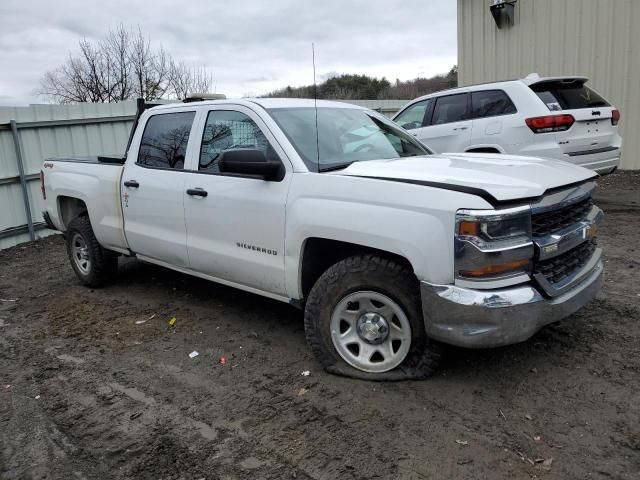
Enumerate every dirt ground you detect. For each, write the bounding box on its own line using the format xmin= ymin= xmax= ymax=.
xmin=1 ymin=172 xmax=639 ymax=480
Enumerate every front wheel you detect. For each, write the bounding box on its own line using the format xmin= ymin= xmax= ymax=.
xmin=65 ymin=216 xmax=117 ymax=287
xmin=304 ymin=254 xmax=441 ymax=380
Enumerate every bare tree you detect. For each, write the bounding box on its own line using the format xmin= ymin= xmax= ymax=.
xmin=39 ymin=25 xmax=212 ymax=103
xmin=103 ymin=25 xmax=133 ymax=101
xmin=168 ymin=60 xmax=213 ymax=99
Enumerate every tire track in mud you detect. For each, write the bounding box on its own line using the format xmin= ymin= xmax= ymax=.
xmin=7 ymin=342 xmax=306 ymax=479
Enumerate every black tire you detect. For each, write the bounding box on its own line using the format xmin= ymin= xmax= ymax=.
xmin=304 ymin=254 xmax=442 ymax=380
xmin=65 ymin=215 xmax=117 ymax=287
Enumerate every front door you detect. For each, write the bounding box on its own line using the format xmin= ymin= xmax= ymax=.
xmin=122 ymin=110 xmax=197 ymax=267
xmin=183 ymin=107 xmax=291 ymax=296
xmin=419 ymin=93 xmax=472 ymax=153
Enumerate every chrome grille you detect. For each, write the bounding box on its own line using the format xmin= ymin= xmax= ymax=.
xmin=531 ymin=197 xmax=593 ymax=236
xmin=534 ymin=239 xmax=597 ymax=285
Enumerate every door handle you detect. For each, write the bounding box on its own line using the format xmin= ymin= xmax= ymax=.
xmin=124 ymin=180 xmax=139 ymax=188
xmin=453 ymin=126 xmax=468 ymax=131
xmin=186 ymin=188 xmax=208 ymax=197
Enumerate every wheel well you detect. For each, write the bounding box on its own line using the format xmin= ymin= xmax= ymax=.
xmin=300 ymin=238 xmax=413 ymax=299
xmin=466 ymin=147 xmax=501 ymax=154
xmin=58 ymin=196 xmax=88 ymax=229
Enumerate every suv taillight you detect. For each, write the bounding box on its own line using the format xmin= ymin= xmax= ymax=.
xmin=40 ymin=170 xmax=46 ymax=199
xmin=611 ymin=109 xmax=620 ymax=126
xmin=525 ymin=114 xmax=575 ymax=133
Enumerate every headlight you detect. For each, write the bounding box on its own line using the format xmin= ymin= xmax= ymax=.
xmin=455 ymin=206 xmax=533 ymax=282
xmin=456 ymin=207 xmax=532 ymax=249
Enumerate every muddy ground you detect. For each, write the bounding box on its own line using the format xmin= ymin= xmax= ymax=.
xmin=1 ymin=171 xmax=639 ymax=480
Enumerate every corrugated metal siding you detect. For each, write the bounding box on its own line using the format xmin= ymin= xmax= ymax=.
xmin=0 ymin=101 xmax=137 ymax=249
xmin=457 ymin=0 xmax=640 ymax=169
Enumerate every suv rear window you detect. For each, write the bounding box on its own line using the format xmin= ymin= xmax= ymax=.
xmin=471 ymin=90 xmax=516 ymax=118
xmin=530 ymin=80 xmax=610 ymax=111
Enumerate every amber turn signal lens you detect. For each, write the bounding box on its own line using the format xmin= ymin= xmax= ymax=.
xmin=458 ymin=220 xmax=479 ymax=236
xmin=460 ymin=258 xmax=530 ymax=278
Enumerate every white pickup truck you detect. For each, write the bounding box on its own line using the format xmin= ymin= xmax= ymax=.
xmin=40 ymin=98 xmax=604 ymax=380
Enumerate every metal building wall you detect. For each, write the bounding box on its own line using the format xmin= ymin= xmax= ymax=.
xmin=0 ymin=101 xmax=136 ymax=249
xmin=457 ymin=0 xmax=640 ymax=169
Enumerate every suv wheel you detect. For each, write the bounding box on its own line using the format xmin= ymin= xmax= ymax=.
xmin=304 ymin=254 xmax=441 ymax=380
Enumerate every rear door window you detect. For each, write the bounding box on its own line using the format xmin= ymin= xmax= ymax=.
xmin=530 ymin=81 xmax=610 ymax=111
xmin=394 ymin=99 xmax=431 ymax=130
xmin=430 ymin=94 xmax=470 ymax=125
xmin=137 ymin=112 xmax=196 ymax=169
xmin=471 ymin=90 xmax=517 ymax=118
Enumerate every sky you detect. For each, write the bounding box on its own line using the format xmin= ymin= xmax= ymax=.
xmin=0 ymin=0 xmax=456 ymax=105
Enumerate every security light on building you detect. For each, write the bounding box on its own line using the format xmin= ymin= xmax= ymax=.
xmin=490 ymin=0 xmax=516 ymax=29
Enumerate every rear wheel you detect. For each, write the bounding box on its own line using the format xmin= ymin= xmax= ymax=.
xmin=65 ymin=216 xmax=117 ymax=287
xmin=304 ymin=254 xmax=441 ymax=380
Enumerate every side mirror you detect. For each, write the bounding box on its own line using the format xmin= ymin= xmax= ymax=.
xmin=401 ymin=121 xmax=420 ymax=130
xmin=218 ymin=148 xmax=282 ymax=181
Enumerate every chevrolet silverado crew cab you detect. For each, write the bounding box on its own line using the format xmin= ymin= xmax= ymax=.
xmin=41 ymin=98 xmax=604 ymax=380
xmin=393 ymin=74 xmax=622 ymax=174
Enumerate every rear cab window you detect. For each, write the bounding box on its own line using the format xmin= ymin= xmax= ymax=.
xmin=530 ymin=80 xmax=610 ymax=111
xmin=470 ymin=90 xmax=517 ymax=118
xmin=137 ymin=111 xmax=196 ymax=169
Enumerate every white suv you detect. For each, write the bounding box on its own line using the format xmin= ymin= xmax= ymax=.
xmin=392 ymin=74 xmax=622 ymax=174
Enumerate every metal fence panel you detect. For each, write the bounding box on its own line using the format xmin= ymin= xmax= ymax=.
xmin=0 ymin=101 xmax=137 ymax=249
xmin=337 ymin=99 xmax=405 ymax=117
xmin=0 ymin=129 xmax=19 ymax=180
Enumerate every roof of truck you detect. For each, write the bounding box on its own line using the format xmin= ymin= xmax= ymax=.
xmin=149 ymin=98 xmax=366 ymax=111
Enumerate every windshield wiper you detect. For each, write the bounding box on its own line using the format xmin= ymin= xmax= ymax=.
xmin=318 ymin=162 xmax=354 ymax=172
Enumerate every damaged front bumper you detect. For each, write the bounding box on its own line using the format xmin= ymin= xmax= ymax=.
xmin=420 ymin=251 xmax=603 ymax=348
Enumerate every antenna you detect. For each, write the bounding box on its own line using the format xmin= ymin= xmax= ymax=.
xmin=312 ymin=43 xmax=320 ymax=170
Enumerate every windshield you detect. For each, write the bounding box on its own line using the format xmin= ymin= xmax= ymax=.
xmin=267 ymin=107 xmax=431 ymax=171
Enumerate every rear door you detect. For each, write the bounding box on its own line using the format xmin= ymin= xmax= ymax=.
xmin=469 ymin=89 xmax=518 ymax=149
xmin=122 ymin=110 xmax=197 ymax=267
xmin=421 ymin=93 xmax=472 ymax=153
xmin=182 ymin=106 xmax=291 ymax=296
xmin=529 ymin=79 xmax=620 ymax=156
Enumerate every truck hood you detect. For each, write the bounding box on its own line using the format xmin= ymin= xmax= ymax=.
xmin=337 ymin=152 xmax=597 ymax=203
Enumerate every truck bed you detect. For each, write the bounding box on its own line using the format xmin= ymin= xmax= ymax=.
xmin=47 ymin=155 xmax=125 ymax=165
xmin=42 ymin=157 xmax=129 ymax=253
